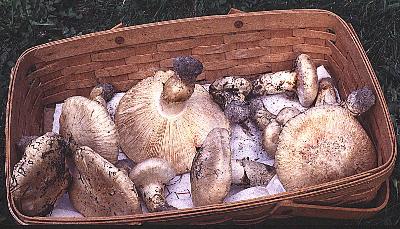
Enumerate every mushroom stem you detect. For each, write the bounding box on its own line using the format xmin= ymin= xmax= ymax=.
xmin=140 ymin=183 xmax=177 ymax=212
xmin=342 ymin=87 xmax=375 ymax=116
xmin=161 ymin=56 xmax=203 ymax=104
xmin=89 ymin=83 xmax=115 ymax=107
xmin=231 ymin=159 xmax=276 ymax=187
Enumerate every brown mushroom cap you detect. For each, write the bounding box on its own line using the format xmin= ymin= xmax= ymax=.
xmin=69 ymin=146 xmax=141 ymax=216
xmin=190 ymin=128 xmax=232 ymax=207
xmin=116 ymin=69 xmax=230 ymax=174
xmin=295 ymin=54 xmax=318 ymax=107
xmin=275 ymin=105 xmax=377 ymax=191
xmin=60 ymin=96 xmax=119 ymax=164
xmin=10 ymin=132 xmax=71 ymax=216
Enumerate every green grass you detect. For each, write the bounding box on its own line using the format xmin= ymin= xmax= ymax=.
xmin=1 ymin=0 xmax=399 ymax=225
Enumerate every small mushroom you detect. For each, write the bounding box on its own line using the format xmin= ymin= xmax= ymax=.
xmin=231 ymin=158 xmax=276 ymax=187
xmin=275 ymin=87 xmax=377 ymax=191
xmin=69 ymin=146 xmax=141 ymax=216
xmin=209 ymin=76 xmax=253 ymax=110
xmin=262 ymin=119 xmax=282 ymax=157
xmin=10 ymin=132 xmax=71 ymax=216
xmin=115 ymin=56 xmax=230 ymax=174
xmin=60 ymin=83 xmax=119 ymax=164
xmin=89 ymin=83 xmax=115 ymax=107
xmin=253 ymin=54 xmax=318 ymax=107
xmin=315 ymin=78 xmax=339 ymax=106
xmin=191 ymin=128 xmax=275 ymax=206
xmin=130 ymin=158 xmax=177 ymax=212
xmin=249 ymin=103 xmax=300 ymax=157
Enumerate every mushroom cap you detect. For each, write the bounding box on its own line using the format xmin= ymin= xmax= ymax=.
xmin=275 ymin=107 xmax=301 ymax=125
xmin=69 ymin=146 xmax=141 ymax=216
xmin=190 ymin=128 xmax=232 ymax=206
xmin=10 ymin=132 xmax=71 ymax=216
xmin=344 ymin=87 xmax=376 ymax=116
xmin=295 ymin=54 xmax=318 ymax=107
xmin=209 ymin=76 xmax=252 ymax=109
xmin=275 ymin=105 xmax=377 ymax=191
xmin=224 ymin=100 xmax=250 ymax=124
xmin=115 ymin=70 xmax=230 ymax=174
xmin=60 ymin=96 xmax=119 ymax=164
xmin=130 ymin=158 xmax=176 ymax=187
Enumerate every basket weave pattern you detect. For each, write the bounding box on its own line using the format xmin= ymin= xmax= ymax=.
xmin=6 ymin=9 xmax=396 ymax=224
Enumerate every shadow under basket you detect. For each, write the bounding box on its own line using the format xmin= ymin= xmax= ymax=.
xmin=5 ymin=9 xmax=397 ymax=225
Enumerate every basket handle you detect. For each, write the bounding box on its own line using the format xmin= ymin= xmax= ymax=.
xmin=111 ymin=8 xmax=245 ymax=30
xmin=270 ymin=180 xmax=389 ymax=219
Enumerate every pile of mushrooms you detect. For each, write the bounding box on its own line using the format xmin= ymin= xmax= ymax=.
xmin=10 ymin=53 xmax=378 ymax=217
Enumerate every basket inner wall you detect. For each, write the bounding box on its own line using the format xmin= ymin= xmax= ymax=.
xmin=6 ymin=10 xmax=394 ymax=223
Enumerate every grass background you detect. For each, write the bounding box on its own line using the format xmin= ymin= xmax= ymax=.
xmin=0 ymin=0 xmax=399 ymax=225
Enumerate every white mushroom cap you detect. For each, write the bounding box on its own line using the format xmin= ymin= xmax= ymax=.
xmin=10 ymin=132 xmax=71 ymax=216
xmin=190 ymin=128 xmax=232 ymax=207
xmin=295 ymin=54 xmax=319 ymax=107
xmin=60 ymin=95 xmax=119 ymax=164
xmin=130 ymin=158 xmax=176 ymax=212
xmin=69 ymin=146 xmax=141 ymax=216
xmin=116 ymin=57 xmax=230 ymax=174
xmin=275 ymin=105 xmax=377 ymax=191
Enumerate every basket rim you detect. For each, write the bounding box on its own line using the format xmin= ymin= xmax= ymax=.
xmin=5 ymin=8 xmax=397 ymax=224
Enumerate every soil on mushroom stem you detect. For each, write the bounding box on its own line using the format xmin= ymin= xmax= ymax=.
xmin=1 ymin=0 xmax=400 ymax=226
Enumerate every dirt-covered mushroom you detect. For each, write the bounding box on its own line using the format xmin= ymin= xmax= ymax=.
xmin=262 ymin=119 xmax=282 ymax=157
xmin=69 ymin=146 xmax=141 ymax=216
xmin=224 ymin=100 xmax=251 ymax=124
xmin=60 ymin=83 xmax=119 ymax=164
xmin=315 ymin=78 xmax=339 ymax=106
xmin=209 ymin=76 xmax=253 ymax=110
xmin=275 ymin=87 xmax=377 ymax=191
xmin=115 ymin=56 xmax=230 ymax=174
xmin=253 ymin=54 xmax=318 ymax=107
xmin=89 ymin=83 xmax=115 ymax=107
xmin=191 ymin=128 xmax=275 ymax=206
xmin=130 ymin=158 xmax=177 ymax=212
xmin=249 ymin=97 xmax=276 ymax=130
xmin=10 ymin=132 xmax=71 ymax=216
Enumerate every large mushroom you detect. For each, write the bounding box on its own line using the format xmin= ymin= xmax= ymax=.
xmin=275 ymin=87 xmax=377 ymax=191
xmin=253 ymin=54 xmax=319 ymax=107
xmin=10 ymin=132 xmax=71 ymax=216
xmin=130 ymin=158 xmax=177 ymax=212
xmin=190 ymin=128 xmax=275 ymax=206
xmin=115 ymin=56 xmax=230 ymax=174
xmin=68 ymin=146 xmax=141 ymax=216
xmin=59 ymin=83 xmax=119 ymax=164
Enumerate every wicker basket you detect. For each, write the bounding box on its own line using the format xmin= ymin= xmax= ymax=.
xmin=5 ymin=9 xmax=396 ymax=225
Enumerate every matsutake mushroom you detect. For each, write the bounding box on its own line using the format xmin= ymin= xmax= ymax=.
xmin=253 ymin=54 xmax=319 ymax=107
xmin=60 ymin=83 xmax=119 ymax=164
xmin=115 ymin=56 xmax=230 ymax=174
xmin=275 ymin=87 xmax=377 ymax=191
xmin=190 ymin=128 xmax=275 ymax=206
xmin=10 ymin=132 xmax=71 ymax=216
xmin=68 ymin=146 xmax=141 ymax=216
xmin=130 ymin=158 xmax=177 ymax=212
